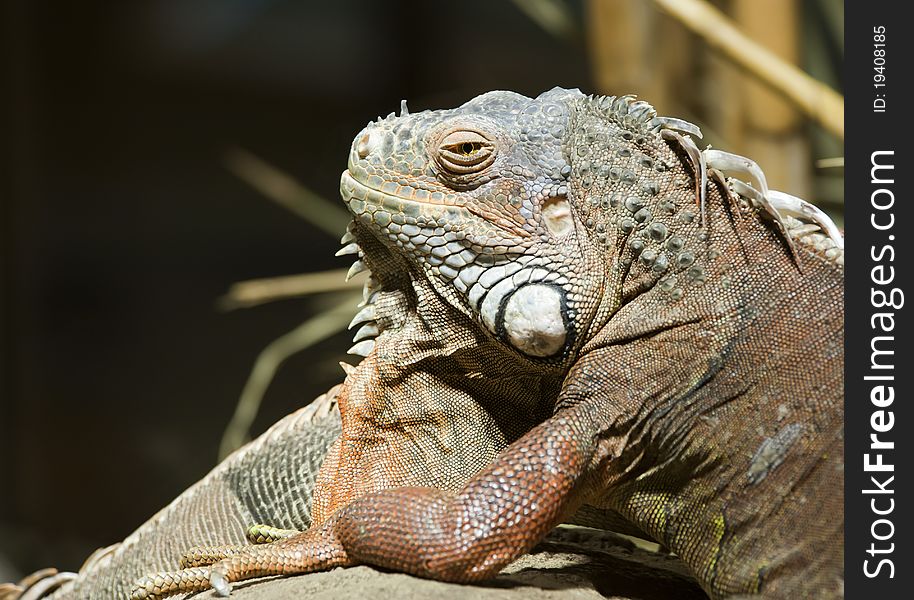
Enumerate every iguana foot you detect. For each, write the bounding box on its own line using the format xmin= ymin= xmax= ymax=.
xmin=177 ymin=524 xmax=299 ymax=568
xmin=178 ymin=545 xmax=247 ymax=569
xmin=244 ymin=523 xmax=299 ymax=544
xmin=131 ymin=567 xmax=211 ymax=600
xmin=131 ymin=523 xmax=348 ymax=599
xmin=0 ymin=568 xmax=78 ymax=599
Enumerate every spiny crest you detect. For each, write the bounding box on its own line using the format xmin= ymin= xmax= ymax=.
xmin=647 ymin=119 xmax=843 ymax=268
xmin=699 ymin=148 xmax=844 ymax=267
xmin=579 ymin=94 xmax=710 ymax=226
xmin=581 ymin=94 xmax=658 ymax=134
xmin=335 ymin=221 xmax=384 ymax=361
xmin=581 ymin=94 xmax=708 ymax=142
xmin=725 ymin=177 xmax=844 ymax=267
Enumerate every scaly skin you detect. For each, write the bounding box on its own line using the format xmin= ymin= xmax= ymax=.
xmin=8 ymin=389 xmax=342 ymax=600
xmin=5 ymin=214 xmax=637 ymax=599
xmin=33 ymin=88 xmax=844 ymax=600
xmin=318 ymin=89 xmax=843 ymax=598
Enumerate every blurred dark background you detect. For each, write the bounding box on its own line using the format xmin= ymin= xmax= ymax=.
xmin=1 ymin=0 xmax=842 ymax=579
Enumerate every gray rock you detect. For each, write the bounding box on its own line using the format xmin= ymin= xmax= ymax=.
xmin=193 ymin=527 xmax=708 ymax=600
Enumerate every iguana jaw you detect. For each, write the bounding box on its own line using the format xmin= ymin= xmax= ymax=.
xmin=336 ymin=91 xmax=609 ymax=362
xmin=340 ymin=167 xmax=579 ymax=361
xmin=335 ymin=89 xmax=747 ymax=364
xmin=340 ymin=169 xmax=477 ymax=235
xmin=338 ymin=169 xmax=515 ymax=351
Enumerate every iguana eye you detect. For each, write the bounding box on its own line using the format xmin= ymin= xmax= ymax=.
xmin=435 ymin=130 xmax=496 ymax=174
xmin=458 ymin=142 xmax=481 ymax=155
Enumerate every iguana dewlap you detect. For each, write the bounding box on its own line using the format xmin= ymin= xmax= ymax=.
xmin=11 ymin=88 xmax=843 ymax=600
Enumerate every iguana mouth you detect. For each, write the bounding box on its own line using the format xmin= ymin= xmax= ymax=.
xmin=340 ymin=170 xmax=472 ymax=222
xmin=340 ymin=170 xmax=529 ymax=249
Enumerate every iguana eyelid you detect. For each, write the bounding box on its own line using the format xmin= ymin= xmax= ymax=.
xmin=434 ymin=129 xmax=498 ymax=174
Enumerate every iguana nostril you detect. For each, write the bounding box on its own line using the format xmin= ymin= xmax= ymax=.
xmin=357 ymin=132 xmax=372 ymax=159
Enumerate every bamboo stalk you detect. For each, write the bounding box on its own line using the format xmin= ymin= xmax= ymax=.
xmin=218 ymin=300 xmax=355 ymax=459
xmin=219 ymin=269 xmax=364 ymax=311
xmin=587 ymin=0 xmax=645 ymax=97
xmin=816 ymin=157 xmax=844 ymax=169
xmin=652 ymin=0 xmax=844 ymax=139
xmin=735 ymin=0 xmax=800 ymax=133
xmin=510 ymin=0 xmax=580 ymax=42
xmin=224 ymin=147 xmax=351 ymax=237
xmin=733 ymin=0 xmax=810 ymax=198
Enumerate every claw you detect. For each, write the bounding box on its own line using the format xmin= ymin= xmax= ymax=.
xmin=346 ymin=260 xmax=368 ymax=281
xmin=353 ymin=322 xmax=379 ymax=343
xmin=335 ymin=242 xmax=361 ymax=257
xmin=348 ymin=304 xmax=376 ymax=330
xmin=662 ymin=130 xmax=707 ymax=226
xmin=209 ymin=569 xmax=232 ymax=597
xmin=348 ymin=339 xmax=375 ymax=357
xmin=651 ymin=116 xmax=703 ymax=139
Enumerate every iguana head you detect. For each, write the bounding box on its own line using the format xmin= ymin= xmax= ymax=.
xmin=340 ymin=88 xmax=604 ymax=361
xmin=338 ymin=87 xmax=844 ymax=365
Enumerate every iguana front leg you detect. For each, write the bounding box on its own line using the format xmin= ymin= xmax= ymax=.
xmin=133 ymin=287 xmax=842 ymax=600
xmin=309 ymin=346 xmax=558 ymax=524
xmin=130 ymin=398 xmax=603 ymax=598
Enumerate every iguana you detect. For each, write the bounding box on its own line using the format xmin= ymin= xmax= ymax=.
xmin=4 ymin=88 xmax=844 ymax=600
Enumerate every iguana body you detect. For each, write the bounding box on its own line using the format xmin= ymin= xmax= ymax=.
xmin=8 ymin=88 xmax=843 ymax=600
xmin=1 ymin=390 xmax=340 ymax=600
